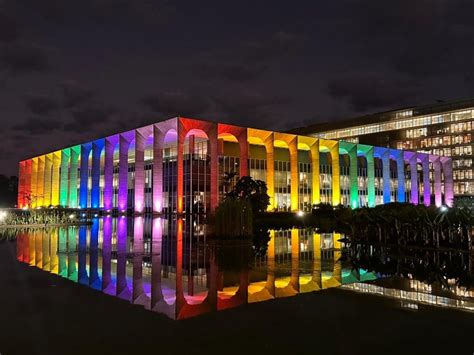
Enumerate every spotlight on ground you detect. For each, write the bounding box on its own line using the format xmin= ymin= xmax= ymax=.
xmin=297 ymin=210 xmax=304 ymax=217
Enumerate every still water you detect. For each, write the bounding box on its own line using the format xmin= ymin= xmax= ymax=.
xmin=11 ymin=217 xmax=474 ymax=319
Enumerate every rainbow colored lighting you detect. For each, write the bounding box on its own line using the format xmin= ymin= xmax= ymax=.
xmin=17 ymin=117 xmax=453 ymax=212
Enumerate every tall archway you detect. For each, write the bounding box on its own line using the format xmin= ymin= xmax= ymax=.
xmin=248 ymin=128 xmax=274 ymax=210
xmin=133 ymin=125 xmax=153 ymax=214
xmin=177 ymin=117 xmax=218 ymax=213
xmin=319 ymin=139 xmax=340 ymax=206
xmin=357 ymin=144 xmax=375 ymax=207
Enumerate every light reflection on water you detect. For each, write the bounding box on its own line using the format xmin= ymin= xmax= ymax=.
xmin=11 ymin=217 xmax=474 ymax=319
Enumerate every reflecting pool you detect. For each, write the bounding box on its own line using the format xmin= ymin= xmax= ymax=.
xmin=11 ymin=217 xmax=474 ymax=319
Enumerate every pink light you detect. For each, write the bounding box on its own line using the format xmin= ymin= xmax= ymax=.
xmin=135 ymin=200 xmax=143 ymax=213
xmin=154 ymin=200 xmax=161 ymax=212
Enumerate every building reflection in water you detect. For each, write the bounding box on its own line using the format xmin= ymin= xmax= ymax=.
xmin=15 ymin=217 xmax=474 ymax=319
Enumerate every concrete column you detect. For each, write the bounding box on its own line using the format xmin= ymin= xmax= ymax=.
xmin=24 ymin=160 xmax=32 ymax=208
xmin=310 ymin=142 xmax=320 ymax=206
xmin=239 ymin=130 xmax=249 ymax=178
xmin=441 ymin=157 xmax=454 ymax=207
xmin=366 ymin=147 xmax=375 ymax=207
xmin=340 ymin=142 xmax=357 ymax=206
xmin=17 ymin=161 xmax=25 ymax=208
xmin=59 ymin=148 xmax=70 ymax=207
xmin=134 ymin=130 xmax=146 ymax=213
xmin=51 ymin=151 xmax=61 ymax=206
xmin=37 ymin=156 xmax=45 ymax=207
xmin=264 ymin=134 xmax=275 ymax=210
xmin=153 ymin=126 xmax=164 ymax=213
xmin=289 ymin=137 xmax=299 ymax=211
xmin=91 ymin=140 xmax=104 ymax=209
xmin=395 ymin=150 xmax=405 ymax=202
xmin=381 ymin=149 xmax=391 ymax=204
xmin=103 ymin=136 xmax=117 ymax=211
xmin=329 ymin=143 xmax=340 ymax=206
xmin=345 ymin=146 xmax=358 ymax=208
xmin=43 ymin=153 xmax=53 ymax=206
xmin=79 ymin=143 xmax=92 ymax=208
xmin=420 ymin=154 xmax=431 ymax=206
xmin=406 ymin=152 xmax=418 ymax=205
xmin=69 ymin=146 xmax=80 ymax=208
xmin=208 ymin=124 xmax=219 ymax=212
xmin=177 ymin=128 xmax=185 ymax=213
xmin=118 ymin=133 xmax=132 ymax=212
xmin=349 ymin=151 xmax=358 ymax=208
xmin=31 ymin=158 xmax=38 ymax=208
xmin=431 ymin=156 xmax=442 ymax=207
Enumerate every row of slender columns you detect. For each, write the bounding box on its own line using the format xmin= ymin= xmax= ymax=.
xmin=17 ymin=117 xmax=454 ymax=210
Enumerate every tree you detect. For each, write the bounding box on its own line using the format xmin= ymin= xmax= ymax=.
xmin=226 ymin=176 xmax=270 ymax=213
xmin=214 ymin=197 xmax=253 ymax=237
xmin=0 ymin=175 xmax=18 ymax=207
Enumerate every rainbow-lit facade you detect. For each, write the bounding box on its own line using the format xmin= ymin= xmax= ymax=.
xmin=17 ymin=117 xmax=454 ymax=212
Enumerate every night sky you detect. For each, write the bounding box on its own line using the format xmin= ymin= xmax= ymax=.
xmin=1 ymin=0 xmax=474 ymax=176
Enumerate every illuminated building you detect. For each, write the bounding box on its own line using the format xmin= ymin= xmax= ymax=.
xmin=17 ymin=116 xmax=452 ymax=212
xmin=295 ymin=98 xmax=472 ymax=199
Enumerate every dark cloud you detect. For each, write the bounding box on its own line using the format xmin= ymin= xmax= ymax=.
xmin=196 ymin=31 xmax=305 ymax=82
xmin=141 ymin=92 xmax=211 ymax=118
xmin=60 ymin=81 xmax=96 ymax=108
xmin=327 ymin=73 xmax=420 ymax=112
xmin=214 ymin=91 xmax=292 ymax=125
xmin=64 ymin=106 xmax=115 ymax=130
xmin=7 ymin=0 xmax=174 ymax=29
xmin=244 ymin=31 xmax=305 ymax=62
xmin=0 ymin=11 xmax=19 ymax=42
xmin=12 ymin=116 xmax=62 ymax=134
xmin=24 ymin=95 xmax=58 ymax=115
xmin=328 ymin=0 xmax=474 ymax=78
xmin=0 ymin=43 xmax=49 ymax=74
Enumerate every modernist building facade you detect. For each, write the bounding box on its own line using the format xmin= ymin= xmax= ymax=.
xmin=17 ymin=117 xmax=453 ymax=213
xmin=296 ymin=98 xmax=473 ymax=198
